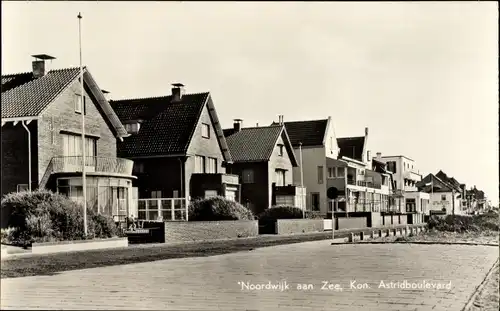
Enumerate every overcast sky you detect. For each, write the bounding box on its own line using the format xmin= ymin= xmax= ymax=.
xmin=2 ymin=1 xmax=498 ymax=205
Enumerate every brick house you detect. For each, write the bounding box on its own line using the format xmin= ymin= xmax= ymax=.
xmin=1 ymin=55 xmax=135 ymax=221
xmin=223 ymin=119 xmax=303 ymax=215
xmin=110 ymin=84 xmax=239 ymax=220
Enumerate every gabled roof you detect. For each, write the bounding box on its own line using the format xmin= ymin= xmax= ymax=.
xmin=417 ymin=173 xmax=454 ymax=193
xmin=337 ymin=136 xmax=365 ymax=162
xmin=372 ymin=158 xmax=391 ymax=175
xmin=111 ymin=93 xmax=232 ymax=161
xmin=278 ymin=119 xmax=329 ymax=147
xmin=436 ymin=170 xmax=462 ymax=192
xmin=1 ymin=67 xmax=128 ymax=138
xmin=224 ymin=125 xmax=298 ymax=166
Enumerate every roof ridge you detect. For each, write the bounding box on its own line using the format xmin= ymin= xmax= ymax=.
xmin=284 ymin=118 xmax=329 ymax=123
xmin=1 ymin=66 xmax=84 ymax=78
xmin=241 ymin=124 xmax=283 ymax=131
xmin=1 ymin=67 xmax=81 ymax=96
xmin=111 ymin=92 xmax=210 ymax=103
xmin=337 ymin=136 xmax=365 ymax=140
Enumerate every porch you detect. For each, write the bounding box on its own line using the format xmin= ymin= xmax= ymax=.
xmin=137 ymin=198 xmax=189 ymax=221
xmin=272 ymin=184 xmax=307 ymax=210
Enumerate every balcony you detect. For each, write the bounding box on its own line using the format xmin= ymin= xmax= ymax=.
xmin=50 ymin=156 xmax=134 ymax=175
xmin=356 ymin=180 xmax=381 ymax=189
xmin=403 ymin=170 xmax=421 ymax=182
xmin=39 ymin=156 xmax=134 ymax=189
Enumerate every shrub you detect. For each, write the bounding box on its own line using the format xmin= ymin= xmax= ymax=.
xmin=1 ymin=190 xmax=119 ymax=245
xmin=188 ymin=196 xmax=255 ymax=221
xmin=258 ymin=206 xmax=305 ymax=220
xmin=428 ymin=212 xmax=499 ymax=233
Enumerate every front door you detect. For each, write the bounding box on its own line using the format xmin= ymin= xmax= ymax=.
xmin=311 ymin=193 xmax=320 ymax=212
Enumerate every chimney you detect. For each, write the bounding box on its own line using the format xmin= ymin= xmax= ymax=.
xmin=376 ymin=152 xmax=382 ymax=159
xmin=171 ymin=83 xmax=185 ymax=102
xmin=365 ymin=127 xmax=369 ymax=136
xmin=31 ymin=54 xmax=56 ymax=78
xmin=233 ymin=119 xmax=243 ymax=132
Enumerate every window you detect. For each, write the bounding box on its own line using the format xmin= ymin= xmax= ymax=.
xmin=317 ymin=166 xmax=323 ymax=184
xmin=337 ymin=167 xmax=344 ymax=178
xmin=194 ymin=155 xmax=205 ymax=173
xmin=328 ymin=167 xmax=335 ymax=179
xmin=75 ymin=94 xmax=86 ymax=114
xmin=62 ymin=133 xmax=96 ymax=159
xmin=441 ymin=194 xmax=446 ymax=201
xmin=311 ymin=193 xmax=320 ymax=211
xmin=206 ymin=157 xmax=217 ymax=174
xmin=242 ymin=169 xmax=254 ymax=183
xmin=201 ymin=123 xmax=210 ymax=138
xmin=204 ymin=190 xmax=218 ymax=199
xmin=277 ymin=144 xmax=284 ymax=156
xmin=124 ymin=123 xmax=140 ymax=134
xmin=134 ymin=162 xmax=144 ymax=173
xmin=17 ymin=184 xmax=29 ymax=192
xmin=151 ymin=190 xmax=162 ymax=198
xmin=275 ymin=169 xmax=286 ymax=186
xmin=173 ymin=190 xmax=179 ymax=198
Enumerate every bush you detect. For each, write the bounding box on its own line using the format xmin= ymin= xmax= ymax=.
xmin=1 ymin=190 xmax=120 ymax=245
xmin=428 ymin=211 xmax=499 ymax=233
xmin=258 ymin=206 xmax=306 ymax=220
xmin=188 ymin=196 xmax=255 ymax=221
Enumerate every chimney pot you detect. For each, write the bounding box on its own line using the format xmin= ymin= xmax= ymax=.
xmin=171 ymin=83 xmax=185 ymax=102
xmin=233 ymin=119 xmax=243 ymax=132
xmin=365 ymin=127 xmax=369 ymax=136
xmin=376 ymin=152 xmax=382 ymax=159
xmin=31 ymin=54 xmax=56 ymax=78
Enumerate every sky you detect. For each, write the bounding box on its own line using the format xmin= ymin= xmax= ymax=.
xmin=2 ymin=1 xmax=498 ymax=205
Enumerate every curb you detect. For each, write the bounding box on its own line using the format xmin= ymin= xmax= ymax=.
xmin=461 ymin=258 xmax=500 ymax=311
xmin=340 ymin=241 xmax=499 ymax=247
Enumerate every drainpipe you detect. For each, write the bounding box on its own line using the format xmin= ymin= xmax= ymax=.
xmin=21 ymin=121 xmax=32 ymax=191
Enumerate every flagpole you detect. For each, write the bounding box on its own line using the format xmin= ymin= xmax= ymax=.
xmin=78 ymin=12 xmax=87 ymax=236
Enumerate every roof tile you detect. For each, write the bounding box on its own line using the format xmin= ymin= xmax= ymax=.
xmin=224 ymin=125 xmax=283 ymax=162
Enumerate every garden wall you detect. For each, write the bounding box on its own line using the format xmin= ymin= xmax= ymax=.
xmin=32 ymin=237 xmax=128 ymax=254
xmin=275 ymin=219 xmax=324 ymax=235
xmin=163 ymin=221 xmax=258 ymax=244
xmin=337 ymin=217 xmax=367 ymax=230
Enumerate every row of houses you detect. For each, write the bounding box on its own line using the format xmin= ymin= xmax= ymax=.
xmin=1 ymin=55 xmax=489 ymax=224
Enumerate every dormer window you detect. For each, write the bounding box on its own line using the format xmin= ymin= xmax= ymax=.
xmin=125 ymin=122 xmax=141 ymax=134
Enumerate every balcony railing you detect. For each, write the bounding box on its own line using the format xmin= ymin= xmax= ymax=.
xmin=356 ymin=181 xmax=382 ymax=189
xmin=347 ymin=179 xmax=356 ymax=185
xmin=51 ymin=156 xmax=134 ymax=175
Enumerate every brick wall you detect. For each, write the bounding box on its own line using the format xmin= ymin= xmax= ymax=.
xmin=1 ymin=121 xmax=38 ymax=195
xmin=38 ymin=77 xmax=118 ymax=183
xmin=163 ymin=220 xmax=258 ymax=243
xmin=275 ymin=219 xmax=324 ymax=235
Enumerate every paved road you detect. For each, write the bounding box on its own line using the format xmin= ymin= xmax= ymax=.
xmin=1 ymin=241 xmax=498 ymax=310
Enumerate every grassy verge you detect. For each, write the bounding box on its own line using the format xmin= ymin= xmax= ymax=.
xmin=1 ymin=232 xmax=333 ymax=279
xmin=469 ymin=263 xmax=500 ymax=311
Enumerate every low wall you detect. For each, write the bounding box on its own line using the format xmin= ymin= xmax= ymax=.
xmin=164 ymin=221 xmax=258 ymax=243
xmin=338 ymin=217 xmax=367 ymax=230
xmin=323 ymin=219 xmax=333 ymax=231
xmin=32 ymin=237 xmax=128 ymax=254
xmin=276 ymin=219 xmax=324 ymax=235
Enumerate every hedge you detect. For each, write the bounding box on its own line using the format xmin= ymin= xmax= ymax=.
xmin=188 ymin=196 xmax=255 ymax=221
xmin=1 ymin=190 xmax=120 ymax=246
xmin=258 ymin=206 xmax=315 ymax=220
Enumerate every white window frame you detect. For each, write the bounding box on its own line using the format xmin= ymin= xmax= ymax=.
xmin=151 ymin=190 xmax=162 ymax=199
xmin=201 ymin=123 xmax=210 ymax=138
xmin=125 ymin=122 xmax=141 ymax=134
xmin=317 ymin=166 xmax=324 ymax=184
xmin=278 ymin=144 xmax=284 ymax=157
xmin=204 ymin=190 xmax=218 ymax=199
xmin=17 ymin=184 xmax=29 ymax=192
xmin=194 ymin=155 xmax=206 ymax=173
xmin=206 ymin=157 xmax=217 ymax=174
xmin=275 ymin=169 xmax=286 ymax=187
xmin=75 ymin=94 xmax=86 ymax=114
